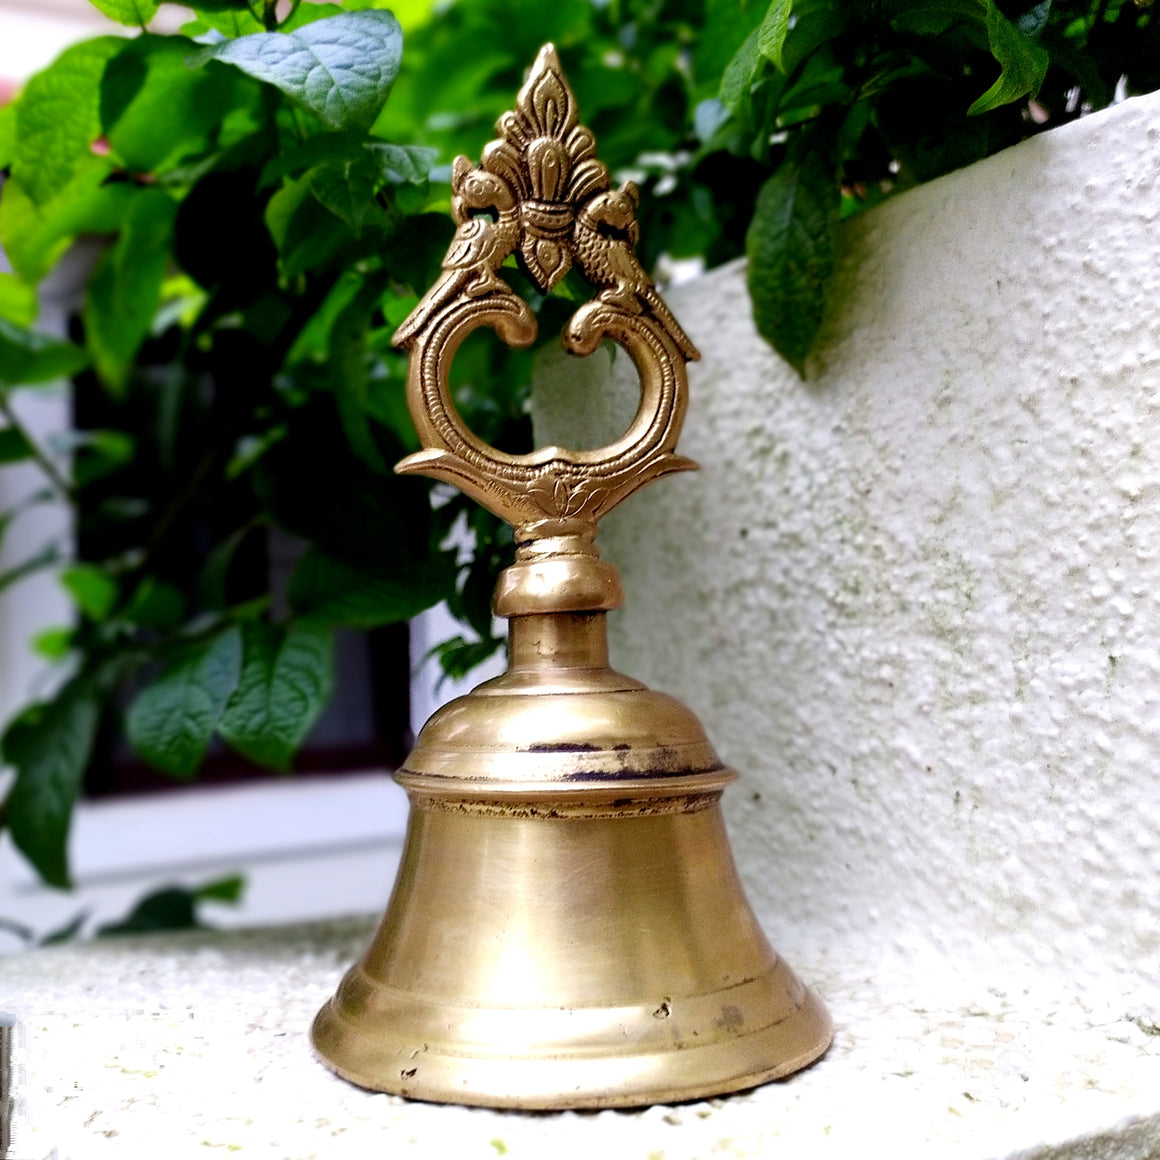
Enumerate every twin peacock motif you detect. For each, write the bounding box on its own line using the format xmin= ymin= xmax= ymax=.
xmin=393 ymin=43 xmax=699 ymax=542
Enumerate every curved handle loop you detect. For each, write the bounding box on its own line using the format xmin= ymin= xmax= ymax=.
xmin=396 ymin=287 xmax=696 ymax=543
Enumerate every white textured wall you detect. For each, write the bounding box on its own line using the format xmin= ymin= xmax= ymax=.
xmin=534 ymin=90 xmax=1160 ymax=994
xmin=0 ymin=243 xmax=90 ymax=736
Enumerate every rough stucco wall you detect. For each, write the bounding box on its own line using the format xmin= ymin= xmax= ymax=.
xmin=533 ymin=90 xmax=1160 ymax=992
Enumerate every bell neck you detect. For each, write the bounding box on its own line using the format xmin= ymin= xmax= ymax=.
xmin=492 ymin=531 xmax=624 ymax=620
xmin=492 ymin=529 xmax=624 ymax=679
xmin=507 ymin=612 xmax=611 ymax=673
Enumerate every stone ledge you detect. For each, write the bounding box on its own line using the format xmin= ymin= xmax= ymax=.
xmin=5 ymin=919 xmax=1158 ymax=1159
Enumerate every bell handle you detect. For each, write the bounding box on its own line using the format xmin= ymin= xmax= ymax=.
xmin=395 ymin=286 xmax=697 ymax=543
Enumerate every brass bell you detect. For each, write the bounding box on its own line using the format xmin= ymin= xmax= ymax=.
xmin=311 ymin=44 xmax=832 ymax=1110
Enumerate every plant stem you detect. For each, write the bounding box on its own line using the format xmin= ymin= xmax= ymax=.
xmin=290 ymin=105 xmax=310 ymax=144
xmin=0 ymin=394 xmax=75 ymax=504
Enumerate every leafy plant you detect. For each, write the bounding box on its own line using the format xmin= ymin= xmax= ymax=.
xmin=0 ymin=873 xmax=244 ymax=947
xmin=706 ymin=0 xmax=1159 ymax=370
xmin=0 ymin=1 xmax=469 ymax=890
xmin=0 ymin=0 xmax=1155 ymax=894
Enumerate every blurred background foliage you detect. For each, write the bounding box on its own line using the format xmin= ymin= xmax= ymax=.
xmin=0 ymin=0 xmax=1156 ymax=892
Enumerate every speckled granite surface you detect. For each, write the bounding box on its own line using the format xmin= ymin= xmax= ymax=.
xmin=4 ymin=919 xmax=1158 ymax=1160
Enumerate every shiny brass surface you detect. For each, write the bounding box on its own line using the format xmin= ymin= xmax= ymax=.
xmin=311 ymin=43 xmax=832 ymax=1109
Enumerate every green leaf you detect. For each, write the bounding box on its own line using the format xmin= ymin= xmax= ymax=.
xmin=0 ymin=181 xmax=54 ymax=285
xmin=94 ymin=495 xmax=150 ymax=522
xmin=697 ymin=0 xmax=770 ymax=86
xmin=218 ymin=620 xmax=334 ymax=771
xmin=1039 ymin=27 xmax=1107 ymax=107
xmin=886 ymin=0 xmax=988 ymax=36
xmin=365 ymin=375 xmax=418 ymax=452
xmin=0 ymin=276 xmax=37 ymax=328
xmin=59 ymin=564 xmax=119 ymax=621
xmin=194 ymin=873 xmax=245 ymax=903
xmin=264 ymin=172 xmax=313 ymax=250
xmin=182 ymin=10 xmax=264 ymax=39
xmin=11 ymin=38 xmax=125 ymax=207
xmin=97 ymin=886 xmax=199 ymax=936
xmin=428 ymin=634 xmax=504 ymax=684
xmin=281 ymin=3 xmax=347 ymax=30
xmin=775 ymin=54 xmax=856 ymax=127
xmin=886 ymin=0 xmax=993 ymax=30
xmin=289 ymin=544 xmax=456 ymax=628
xmin=366 ymin=142 xmax=438 ymax=184
xmin=89 ymin=0 xmax=161 ymax=25
xmin=101 ymin=36 xmax=244 ymax=175
xmin=968 ymin=0 xmax=1050 ymax=115
xmin=0 ymin=509 xmax=16 ymax=557
xmin=257 ymin=413 xmax=441 ymax=570
xmin=127 ymin=627 xmax=242 ymax=778
xmin=745 ymin=149 xmax=839 ymax=374
xmin=196 ymin=525 xmax=257 ymax=610
xmin=96 ymin=872 xmax=243 ymax=936
xmin=0 ymin=170 xmax=134 ymax=285
xmin=285 ymin=268 xmax=364 ymax=363
xmin=39 ymin=910 xmax=89 ymax=945
xmin=72 ymin=428 xmax=136 ymax=488
xmin=32 ymin=627 xmax=74 ymax=661
xmin=0 ymin=428 xmax=34 ymax=465
xmin=327 ymin=275 xmax=390 ymax=470
xmin=226 ymin=425 xmax=287 ymax=480
xmin=190 ymin=0 xmax=345 ymax=38
xmin=308 ymin=152 xmax=381 ymax=234
xmin=4 ymin=679 xmax=101 ymax=888
xmin=189 ymin=11 xmax=404 ymax=132
xmin=0 ymin=103 xmax=16 ymax=170
xmin=276 ymin=180 xmax=360 ymax=278
xmin=381 ymin=292 xmax=418 ymax=328
xmin=0 ymin=916 xmax=35 ymax=944
xmin=122 ymin=577 xmax=186 ymax=630
xmin=776 ymin=3 xmax=855 ymax=78
xmin=719 ymin=26 xmax=763 ymax=110
xmin=83 ymin=188 xmax=178 ymax=392
xmin=0 ymin=319 xmax=91 ymax=387
xmin=449 ymin=522 xmax=504 ymax=640
xmin=756 ymin=0 xmax=794 ymax=71
xmin=259 ymin=131 xmax=363 ymax=185
xmin=152 ymin=274 xmax=209 ymax=336
xmin=265 ymin=170 xmax=362 ymax=276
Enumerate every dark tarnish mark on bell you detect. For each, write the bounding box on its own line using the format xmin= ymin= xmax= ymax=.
xmin=524 ymin=741 xmax=601 ymax=753
xmin=716 ymin=1005 xmax=745 ymax=1033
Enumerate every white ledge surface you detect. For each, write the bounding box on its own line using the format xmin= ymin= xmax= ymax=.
xmin=5 ymin=919 xmax=1160 ymax=1160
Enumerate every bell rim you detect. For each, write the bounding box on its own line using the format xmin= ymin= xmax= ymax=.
xmin=310 ymin=982 xmax=833 ymax=1111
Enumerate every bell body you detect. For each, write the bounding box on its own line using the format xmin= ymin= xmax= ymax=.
xmin=311 ymin=612 xmax=832 ymax=1109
